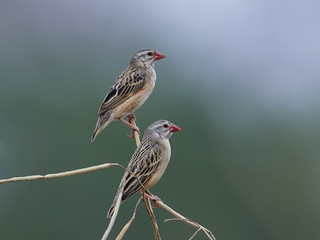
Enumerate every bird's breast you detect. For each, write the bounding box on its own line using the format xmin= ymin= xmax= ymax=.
xmin=112 ymin=68 xmax=156 ymax=118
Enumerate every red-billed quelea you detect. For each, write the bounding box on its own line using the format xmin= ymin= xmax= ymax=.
xmin=107 ymin=120 xmax=181 ymax=217
xmin=91 ymin=49 xmax=166 ymax=141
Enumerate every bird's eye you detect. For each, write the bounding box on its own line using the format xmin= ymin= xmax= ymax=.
xmin=147 ymin=51 xmax=153 ymax=56
xmin=163 ymin=124 xmax=169 ymax=128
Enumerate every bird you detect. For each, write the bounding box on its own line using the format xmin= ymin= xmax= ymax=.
xmin=91 ymin=49 xmax=166 ymax=141
xmin=107 ymin=120 xmax=181 ymax=217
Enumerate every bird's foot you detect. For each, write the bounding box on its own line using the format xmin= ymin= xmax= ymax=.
xmin=119 ymin=118 xmax=140 ymax=137
xmin=127 ymin=114 xmax=136 ymax=123
xmin=127 ymin=126 xmax=140 ymax=138
xmin=141 ymin=191 xmax=162 ymax=208
xmin=127 ymin=114 xmax=140 ymax=137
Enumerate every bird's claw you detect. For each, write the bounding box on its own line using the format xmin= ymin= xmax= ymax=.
xmin=127 ymin=126 xmax=140 ymax=138
xmin=143 ymin=192 xmax=162 ymax=208
xmin=127 ymin=114 xmax=137 ymax=123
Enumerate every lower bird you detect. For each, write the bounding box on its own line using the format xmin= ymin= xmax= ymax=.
xmin=107 ymin=120 xmax=181 ymax=217
xmin=91 ymin=49 xmax=166 ymax=141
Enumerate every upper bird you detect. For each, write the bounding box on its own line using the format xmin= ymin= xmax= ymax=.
xmin=107 ymin=120 xmax=181 ymax=217
xmin=91 ymin=49 xmax=166 ymax=141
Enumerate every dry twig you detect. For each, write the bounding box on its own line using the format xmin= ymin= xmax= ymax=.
xmin=115 ymin=197 xmax=142 ymax=240
xmin=142 ymin=195 xmax=161 ymax=240
xmin=101 ymin=191 xmax=123 ymax=240
xmin=0 ymin=163 xmax=123 ymax=184
xmin=189 ymin=228 xmax=202 ymax=240
xmin=161 ymin=201 xmax=215 ymax=240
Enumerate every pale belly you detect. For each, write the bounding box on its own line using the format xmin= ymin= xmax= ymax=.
xmin=112 ymin=70 xmax=156 ymax=119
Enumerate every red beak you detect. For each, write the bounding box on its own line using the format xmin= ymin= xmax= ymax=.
xmin=154 ymin=52 xmax=166 ymax=61
xmin=169 ymin=124 xmax=181 ymax=133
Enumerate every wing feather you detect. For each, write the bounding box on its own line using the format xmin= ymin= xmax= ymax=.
xmin=97 ymin=68 xmax=146 ymax=115
xmin=121 ymin=140 xmax=161 ymax=201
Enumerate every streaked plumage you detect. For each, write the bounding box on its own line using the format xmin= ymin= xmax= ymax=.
xmin=91 ymin=49 xmax=165 ymax=141
xmin=107 ymin=120 xmax=181 ymax=217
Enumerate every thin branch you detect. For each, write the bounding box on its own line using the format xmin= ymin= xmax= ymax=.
xmin=163 ymin=217 xmax=183 ymax=222
xmin=143 ymin=196 xmax=161 ymax=240
xmin=115 ymin=197 xmax=142 ymax=240
xmin=189 ymin=228 xmax=202 ymax=240
xmin=158 ymin=200 xmax=216 ymax=240
xmin=0 ymin=163 xmax=123 ymax=184
xmin=101 ymin=191 xmax=123 ymax=240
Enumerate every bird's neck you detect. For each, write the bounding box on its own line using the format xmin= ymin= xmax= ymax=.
xmin=129 ymin=61 xmax=154 ymax=69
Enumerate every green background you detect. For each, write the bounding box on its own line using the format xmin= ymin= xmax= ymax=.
xmin=1 ymin=1 xmax=320 ymax=239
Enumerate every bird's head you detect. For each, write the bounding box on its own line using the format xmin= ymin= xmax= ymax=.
xmin=143 ymin=120 xmax=181 ymax=140
xmin=130 ymin=49 xmax=166 ymax=68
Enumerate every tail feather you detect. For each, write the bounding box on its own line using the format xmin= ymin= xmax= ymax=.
xmin=107 ymin=190 xmax=125 ymax=218
xmin=91 ymin=112 xmax=112 ymax=142
xmin=107 ymin=192 xmax=123 ymax=218
xmin=107 ymin=204 xmax=115 ymax=218
xmin=91 ymin=126 xmax=103 ymax=142
xmin=107 ymin=178 xmax=127 ymax=218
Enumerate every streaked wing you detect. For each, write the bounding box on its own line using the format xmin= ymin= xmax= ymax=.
xmin=121 ymin=140 xmax=161 ymax=201
xmin=97 ymin=68 xmax=146 ymax=115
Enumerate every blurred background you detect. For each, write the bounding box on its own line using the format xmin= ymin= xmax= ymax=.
xmin=1 ymin=0 xmax=320 ymax=239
